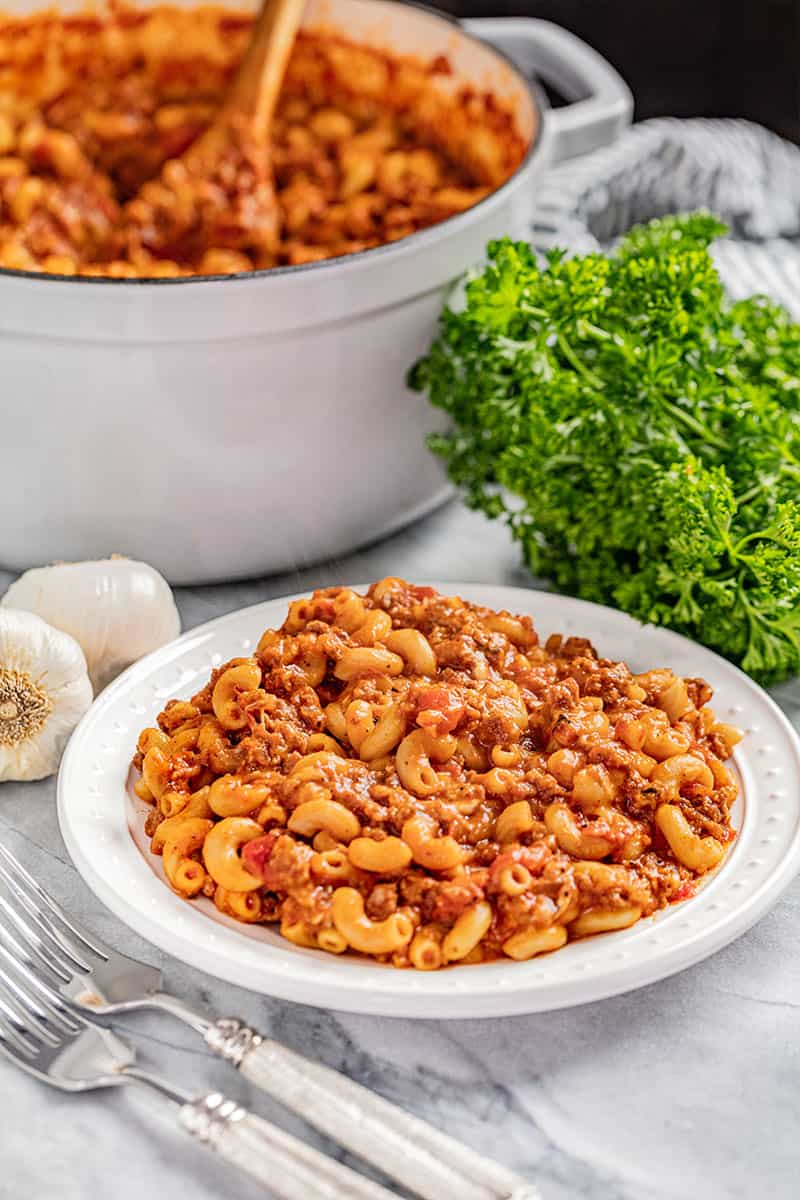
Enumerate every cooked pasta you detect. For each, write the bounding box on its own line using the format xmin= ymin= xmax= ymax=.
xmin=0 ymin=7 xmax=528 ymax=276
xmin=133 ymin=580 xmax=741 ymax=968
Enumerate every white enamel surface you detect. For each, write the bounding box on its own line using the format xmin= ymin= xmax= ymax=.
xmin=57 ymin=584 xmax=800 ymax=1018
xmin=1 ymin=302 xmax=457 ymax=583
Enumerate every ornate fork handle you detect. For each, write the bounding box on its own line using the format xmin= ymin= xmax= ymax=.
xmin=206 ymin=1019 xmax=540 ymax=1200
xmin=179 ymin=1092 xmax=397 ymax=1200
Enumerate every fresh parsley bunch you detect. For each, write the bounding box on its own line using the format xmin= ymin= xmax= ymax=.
xmin=410 ymin=213 xmax=800 ymax=683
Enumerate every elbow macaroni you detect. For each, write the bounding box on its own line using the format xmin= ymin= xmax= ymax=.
xmin=134 ymin=580 xmax=740 ymax=969
xmin=211 ymin=660 xmax=262 ymax=730
xmin=209 ymin=775 xmax=271 ymax=818
xmin=495 ymin=800 xmax=534 ymax=844
xmin=656 ymin=803 xmax=725 ymax=872
xmin=202 ymin=817 xmax=264 ymax=892
xmin=396 ymin=728 xmax=455 ymax=796
xmin=383 ymin=628 xmax=437 ymax=675
xmin=441 ymin=901 xmax=492 ymax=962
xmin=331 ymin=887 xmax=414 ymax=955
xmin=288 ymin=797 xmax=361 ymax=844
xmin=402 ymin=813 xmax=465 ymax=871
xmin=347 ymin=836 xmax=413 ymax=874
xmin=162 ymin=818 xmax=212 ymax=897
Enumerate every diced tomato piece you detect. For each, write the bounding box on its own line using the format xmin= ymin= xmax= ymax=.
xmin=241 ymin=830 xmax=280 ymax=881
xmin=414 ymin=686 xmax=465 ymax=735
xmin=411 ymin=586 xmax=437 ymax=600
xmin=670 ymin=882 xmax=696 ymax=903
xmin=416 ymin=686 xmax=449 ymax=711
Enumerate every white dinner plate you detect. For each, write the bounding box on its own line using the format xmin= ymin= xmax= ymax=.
xmin=58 ymin=584 xmax=800 ymax=1018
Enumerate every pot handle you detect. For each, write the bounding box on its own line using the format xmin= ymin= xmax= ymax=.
xmin=461 ymin=18 xmax=632 ymax=163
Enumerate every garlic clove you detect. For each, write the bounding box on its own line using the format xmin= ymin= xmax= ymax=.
xmin=0 ymin=608 xmax=93 ymax=782
xmin=2 ymin=557 xmax=181 ymax=693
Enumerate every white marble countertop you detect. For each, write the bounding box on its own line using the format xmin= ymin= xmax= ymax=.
xmin=1 ymin=501 xmax=798 ymax=1200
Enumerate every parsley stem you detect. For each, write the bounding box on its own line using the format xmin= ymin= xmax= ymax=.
xmin=661 ymin=400 xmax=729 ymax=450
xmin=555 ymin=334 xmax=604 ymax=389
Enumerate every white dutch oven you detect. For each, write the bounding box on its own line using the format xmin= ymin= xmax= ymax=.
xmin=0 ymin=0 xmax=631 ymax=583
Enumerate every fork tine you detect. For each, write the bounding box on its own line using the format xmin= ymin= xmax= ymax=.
xmin=0 ymin=857 xmax=92 ymax=973
xmin=0 ymin=910 xmax=68 ymax=987
xmin=0 ymin=926 xmax=82 ymax=1034
xmin=0 ymin=946 xmax=80 ymax=1043
xmin=0 ymin=843 xmax=108 ymax=960
xmin=0 ymin=971 xmax=63 ymax=1048
xmin=0 ymin=1019 xmax=38 ymax=1059
xmin=0 ymin=992 xmax=41 ymax=1058
xmin=0 ymin=894 xmax=80 ymax=982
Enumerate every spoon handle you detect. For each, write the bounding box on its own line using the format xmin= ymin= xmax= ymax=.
xmin=226 ymin=0 xmax=308 ymax=139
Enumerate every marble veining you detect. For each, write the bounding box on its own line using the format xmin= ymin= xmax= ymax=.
xmin=0 ymin=502 xmax=798 ymax=1200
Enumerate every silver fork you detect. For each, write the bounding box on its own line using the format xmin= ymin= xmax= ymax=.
xmin=0 ymin=938 xmax=399 ymax=1200
xmin=0 ymin=843 xmax=539 ymax=1200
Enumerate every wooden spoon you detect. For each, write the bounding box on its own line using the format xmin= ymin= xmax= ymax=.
xmin=123 ymin=0 xmax=307 ymax=266
xmin=183 ymin=0 xmax=308 ymax=172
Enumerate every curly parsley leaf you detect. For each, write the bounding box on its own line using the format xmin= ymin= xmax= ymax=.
xmin=411 ymin=213 xmax=800 ymax=683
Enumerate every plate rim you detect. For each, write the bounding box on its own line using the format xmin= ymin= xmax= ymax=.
xmin=57 ymin=581 xmax=800 ymax=1018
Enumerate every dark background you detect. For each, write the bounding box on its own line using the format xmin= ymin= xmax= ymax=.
xmin=434 ymin=0 xmax=800 ymax=143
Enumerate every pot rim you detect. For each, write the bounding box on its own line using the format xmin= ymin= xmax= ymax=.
xmin=0 ymin=0 xmax=543 ymax=289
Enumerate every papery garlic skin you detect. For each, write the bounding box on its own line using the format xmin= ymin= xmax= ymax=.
xmin=0 ymin=609 xmax=93 ymax=782
xmin=2 ymin=558 xmax=181 ymax=692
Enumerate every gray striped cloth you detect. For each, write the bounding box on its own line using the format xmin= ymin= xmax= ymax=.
xmin=531 ymin=118 xmax=800 ymax=316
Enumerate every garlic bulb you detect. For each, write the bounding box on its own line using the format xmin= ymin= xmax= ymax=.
xmin=2 ymin=557 xmax=181 ymax=692
xmin=0 ymin=609 xmax=92 ymax=782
